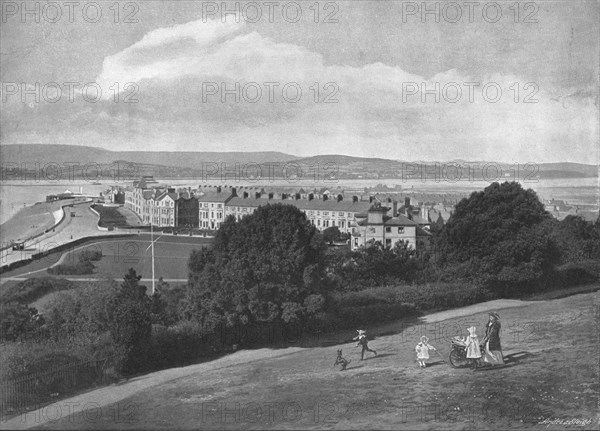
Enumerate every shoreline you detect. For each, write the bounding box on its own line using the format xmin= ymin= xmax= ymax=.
xmin=0 ymin=201 xmax=60 ymax=246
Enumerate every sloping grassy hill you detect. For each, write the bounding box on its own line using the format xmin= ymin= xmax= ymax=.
xmin=14 ymin=291 xmax=598 ymax=430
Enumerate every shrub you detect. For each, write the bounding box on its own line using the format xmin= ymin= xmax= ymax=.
xmin=327 ymin=286 xmax=419 ymax=328
xmin=0 ymin=277 xmax=75 ymax=305
xmin=79 ymin=248 xmax=103 ymax=262
xmin=47 ymin=260 xmax=95 ymax=275
xmin=145 ymin=322 xmax=218 ymax=371
xmin=0 ymin=303 xmax=44 ymax=342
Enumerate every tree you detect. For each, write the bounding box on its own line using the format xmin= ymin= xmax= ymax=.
xmin=437 ymin=182 xmax=559 ymax=292
xmin=322 ymin=226 xmax=341 ymax=244
xmin=331 ymin=239 xmax=420 ymax=289
xmin=551 ymin=215 xmax=600 ymax=263
xmin=185 ymin=204 xmax=327 ymax=335
xmin=0 ymin=303 xmax=43 ymax=342
xmin=107 ymin=269 xmax=152 ymax=374
xmin=43 ymin=280 xmax=118 ymax=354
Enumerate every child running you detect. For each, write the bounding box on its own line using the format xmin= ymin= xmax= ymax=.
xmin=353 ymin=330 xmax=377 ymax=360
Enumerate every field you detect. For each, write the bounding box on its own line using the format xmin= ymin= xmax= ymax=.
xmin=8 ymin=290 xmax=597 ymax=430
xmin=59 ymin=235 xmax=211 ymax=281
xmin=1 ymin=235 xmax=212 ymax=283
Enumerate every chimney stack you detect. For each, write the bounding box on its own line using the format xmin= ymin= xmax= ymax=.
xmin=393 ymin=201 xmax=398 ymax=217
xmin=405 ymin=197 xmax=411 ymax=208
xmin=231 ymin=187 xmax=237 ymax=197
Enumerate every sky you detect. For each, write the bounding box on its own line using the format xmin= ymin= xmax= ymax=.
xmin=0 ymin=0 xmax=598 ymax=164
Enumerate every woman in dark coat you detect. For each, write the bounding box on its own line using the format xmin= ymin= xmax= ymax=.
xmin=482 ymin=311 xmax=504 ymax=365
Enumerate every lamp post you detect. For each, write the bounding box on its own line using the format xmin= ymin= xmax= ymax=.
xmin=151 ymin=222 xmax=155 ymax=295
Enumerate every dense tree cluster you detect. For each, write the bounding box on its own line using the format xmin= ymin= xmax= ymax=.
xmin=185 ymin=204 xmax=328 ymax=331
xmin=434 ymin=182 xmax=561 ymax=292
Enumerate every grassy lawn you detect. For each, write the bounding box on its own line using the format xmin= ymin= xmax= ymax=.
xmin=28 ymin=291 xmax=599 ymax=430
xmin=1 ymin=235 xmax=212 ymax=280
xmin=91 ymin=205 xmax=129 ymax=228
xmin=57 ymin=236 xmax=212 ymax=280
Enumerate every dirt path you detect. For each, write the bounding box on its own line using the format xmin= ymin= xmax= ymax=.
xmin=5 ymin=293 xmax=595 ymax=430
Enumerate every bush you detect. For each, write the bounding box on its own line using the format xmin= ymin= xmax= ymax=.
xmin=0 ymin=277 xmax=75 ymax=305
xmin=325 ymin=282 xmax=495 ymax=329
xmin=47 ymin=260 xmax=95 ymax=275
xmin=548 ymin=260 xmax=600 ymax=289
xmin=79 ymin=249 xmax=103 ymax=262
xmin=0 ymin=303 xmax=43 ymax=342
xmin=145 ymin=322 xmax=219 ymax=371
xmin=327 ymin=286 xmax=419 ymax=328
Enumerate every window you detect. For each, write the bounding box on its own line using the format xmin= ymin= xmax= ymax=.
xmin=323 ymin=211 xmax=329 ymax=216
xmin=386 ymin=239 xmax=392 ymax=248
xmin=398 ymin=227 xmax=404 ymax=234
xmin=339 ymin=212 xmax=344 ymax=217
xmin=385 ymin=227 xmax=391 ymax=233
xmin=317 ymin=220 xmax=321 ymax=226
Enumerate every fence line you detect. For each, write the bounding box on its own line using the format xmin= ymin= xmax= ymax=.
xmin=0 ymin=355 xmax=119 ymax=415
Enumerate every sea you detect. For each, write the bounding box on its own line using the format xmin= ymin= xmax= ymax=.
xmin=1 ymin=177 xmax=598 ymax=226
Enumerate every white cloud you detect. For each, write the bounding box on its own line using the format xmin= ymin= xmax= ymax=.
xmin=10 ymin=18 xmax=597 ymax=163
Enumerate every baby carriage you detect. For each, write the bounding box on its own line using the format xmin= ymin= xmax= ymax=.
xmin=448 ymin=336 xmax=484 ymax=368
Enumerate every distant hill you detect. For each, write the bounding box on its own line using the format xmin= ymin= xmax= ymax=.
xmin=1 ymin=144 xmax=596 ymax=180
xmin=292 ymin=155 xmax=598 ymax=180
xmin=0 ymin=144 xmax=299 ymax=169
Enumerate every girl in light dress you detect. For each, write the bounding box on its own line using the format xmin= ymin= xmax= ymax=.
xmin=415 ymin=336 xmax=436 ymax=367
xmin=463 ymin=326 xmax=482 ymax=370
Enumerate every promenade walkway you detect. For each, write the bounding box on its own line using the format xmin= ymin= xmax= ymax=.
xmin=0 ymin=202 xmax=128 ymax=268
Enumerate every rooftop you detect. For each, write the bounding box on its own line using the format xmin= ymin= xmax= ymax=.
xmin=196 ymin=191 xmax=234 ymax=203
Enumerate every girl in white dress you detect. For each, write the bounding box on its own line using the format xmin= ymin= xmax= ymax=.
xmin=464 ymin=326 xmax=482 ymax=369
xmin=415 ymin=336 xmax=436 ymax=367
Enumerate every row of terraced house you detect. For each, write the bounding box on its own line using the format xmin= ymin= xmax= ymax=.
xmin=124 ymin=177 xmax=435 ymax=251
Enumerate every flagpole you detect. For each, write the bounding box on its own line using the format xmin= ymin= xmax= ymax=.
xmin=151 ymin=221 xmax=155 ymax=295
